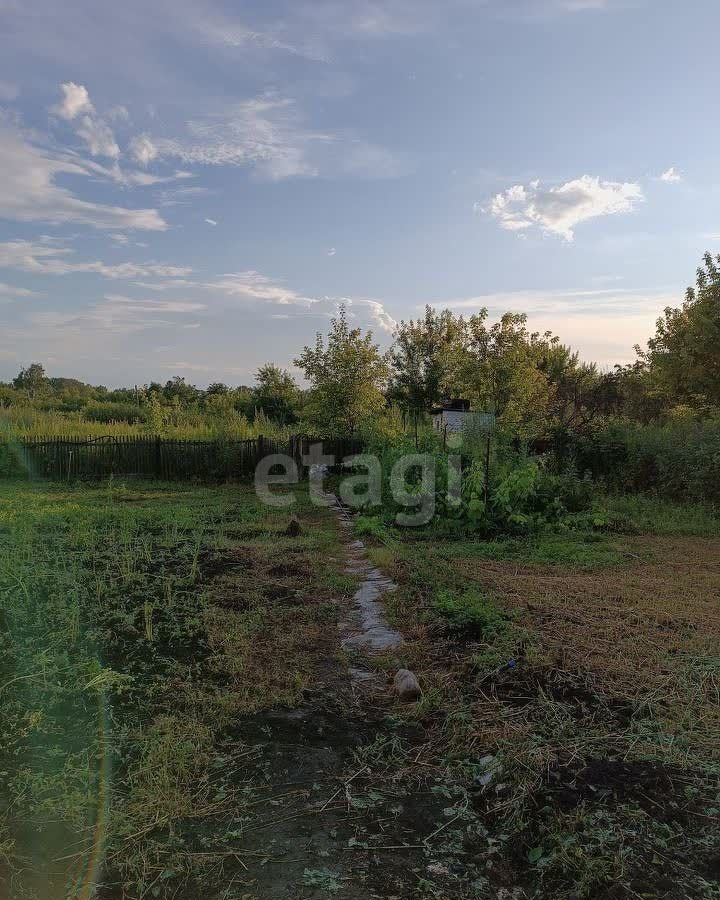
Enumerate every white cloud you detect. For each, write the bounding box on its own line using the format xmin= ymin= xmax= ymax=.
xmin=327 ymin=247 xmax=337 ymax=256
xmin=103 ymin=293 xmax=206 ymax=313
xmin=441 ymin=286 xmax=677 ymax=316
xmin=203 ymin=271 xmax=315 ymax=305
xmin=488 ymin=175 xmax=644 ymax=240
xmin=144 ymin=93 xmax=408 ymax=181
xmin=357 ymin=298 xmax=397 ymax=333
xmin=51 ymin=83 xmax=120 ymax=159
xmin=28 ymin=294 xmax=203 ymax=338
xmin=131 ymin=279 xmax=198 ymax=291
xmin=129 ymin=134 xmax=159 ymax=166
xmin=0 ymin=240 xmax=191 ymax=279
xmin=205 ymin=218 xmax=218 ymax=226
xmin=0 ymin=281 xmax=37 ymax=298
xmin=199 ymin=269 xmax=397 ymax=333
xmin=0 ymin=122 xmax=167 ymax=230
xmin=52 ymin=82 xmax=94 ymax=120
xmin=157 ymin=185 xmax=212 ymax=206
xmin=76 ymin=114 xmax=120 ymax=158
xmin=125 ymin=169 xmax=194 ymax=186
xmin=108 ymin=105 xmax=130 ymax=122
xmin=150 ymin=95 xmax=320 ymax=180
xmin=197 ymin=18 xmax=325 ymax=61
xmin=659 ymin=166 xmax=682 ymax=183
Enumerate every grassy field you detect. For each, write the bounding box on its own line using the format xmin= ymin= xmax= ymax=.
xmin=366 ymin=506 xmax=720 ymax=899
xmin=0 ymin=480 xmax=356 ymax=899
xmin=1 ymin=480 xmax=719 ymax=899
xmin=0 ymin=406 xmax=291 ymax=441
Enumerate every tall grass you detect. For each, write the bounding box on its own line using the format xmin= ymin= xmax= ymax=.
xmin=0 ymin=405 xmax=293 ymax=441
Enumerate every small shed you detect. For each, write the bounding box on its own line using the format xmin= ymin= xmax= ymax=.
xmin=431 ymin=399 xmax=471 ymax=433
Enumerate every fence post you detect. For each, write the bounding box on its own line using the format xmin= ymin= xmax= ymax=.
xmin=154 ymin=436 xmax=162 ymax=478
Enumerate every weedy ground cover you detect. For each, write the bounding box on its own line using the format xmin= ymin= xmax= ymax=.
xmin=1 ymin=479 xmax=719 ymax=899
xmin=362 ymin=498 xmax=720 ymax=898
xmin=0 ymin=480 xmax=355 ymax=899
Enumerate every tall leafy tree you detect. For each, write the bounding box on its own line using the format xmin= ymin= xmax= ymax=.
xmin=253 ymin=364 xmax=300 ymax=425
xmin=388 ymin=306 xmax=463 ymax=422
xmin=447 ymin=311 xmax=553 ymax=437
xmin=294 ymin=306 xmax=389 ymax=435
xmin=13 ymin=363 xmax=48 ymax=399
xmin=639 ymin=252 xmax=720 ymax=409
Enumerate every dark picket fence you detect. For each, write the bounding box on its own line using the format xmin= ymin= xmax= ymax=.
xmin=8 ymin=435 xmax=365 ymax=481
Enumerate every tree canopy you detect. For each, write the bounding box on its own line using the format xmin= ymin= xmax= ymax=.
xmin=294 ymin=307 xmax=388 ymax=435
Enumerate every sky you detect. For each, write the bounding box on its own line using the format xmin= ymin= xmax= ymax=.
xmin=0 ymin=0 xmax=718 ymax=388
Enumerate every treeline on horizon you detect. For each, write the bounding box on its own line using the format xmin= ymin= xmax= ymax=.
xmin=2 ymin=252 xmax=720 ymax=501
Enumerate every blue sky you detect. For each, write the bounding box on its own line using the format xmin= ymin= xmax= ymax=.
xmin=0 ymin=0 xmax=718 ymax=387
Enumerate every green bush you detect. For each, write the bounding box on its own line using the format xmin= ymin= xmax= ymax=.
xmin=432 ymin=589 xmax=507 ymax=639
xmin=83 ymin=402 xmax=147 ymax=425
xmin=568 ymin=418 xmax=720 ymax=503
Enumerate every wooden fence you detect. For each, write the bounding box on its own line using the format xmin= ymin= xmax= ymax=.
xmin=7 ymin=435 xmax=365 ymax=481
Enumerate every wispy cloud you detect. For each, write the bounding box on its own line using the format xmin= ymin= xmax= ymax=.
xmin=487 ymin=175 xmax=644 ymax=240
xmin=51 ymin=82 xmax=120 ymax=159
xmin=0 ymin=240 xmax=191 ymax=279
xmin=0 ymin=281 xmax=38 ymax=299
xmin=103 ymin=293 xmax=206 ymax=313
xmin=198 ymin=269 xmax=397 ymax=332
xmin=659 ymin=166 xmax=683 ymax=183
xmin=202 ymin=271 xmax=316 ymax=305
xmin=196 ymin=16 xmax=328 ymax=62
xmin=204 ymin=218 xmax=218 ymax=226
xmin=129 ymin=134 xmax=159 ymax=166
xmin=143 ymin=93 xmax=410 ymax=181
xmin=436 ymin=283 xmax=676 ymax=365
xmin=0 ymin=121 xmax=167 ymax=231
xmin=440 ymin=285 xmax=677 ymax=317
xmin=148 ymin=95 xmax=323 ymax=180
xmin=28 ymin=293 xmax=203 ymax=338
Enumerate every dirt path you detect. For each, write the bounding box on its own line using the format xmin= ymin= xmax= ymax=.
xmin=213 ymin=502 xmax=492 ymax=900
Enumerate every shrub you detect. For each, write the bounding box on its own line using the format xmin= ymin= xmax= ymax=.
xmin=568 ymin=418 xmax=720 ymax=503
xmin=432 ymin=589 xmax=507 ymax=639
xmin=83 ymin=402 xmax=147 ymax=425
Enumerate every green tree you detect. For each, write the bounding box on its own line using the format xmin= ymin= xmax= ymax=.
xmin=639 ymin=252 xmax=720 ymax=409
xmin=294 ymin=306 xmax=389 ymax=435
xmin=388 ymin=306 xmax=463 ymax=425
xmin=162 ymin=376 xmax=200 ymax=405
xmin=447 ymin=311 xmax=553 ymax=438
xmin=206 ymin=382 xmax=230 ymax=396
xmin=13 ymin=363 xmax=48 ymax=399
xmin=539 ymin=344 xmax=619 ymax=432
xmin=253 ymin=364 xmax=300 ymax=425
